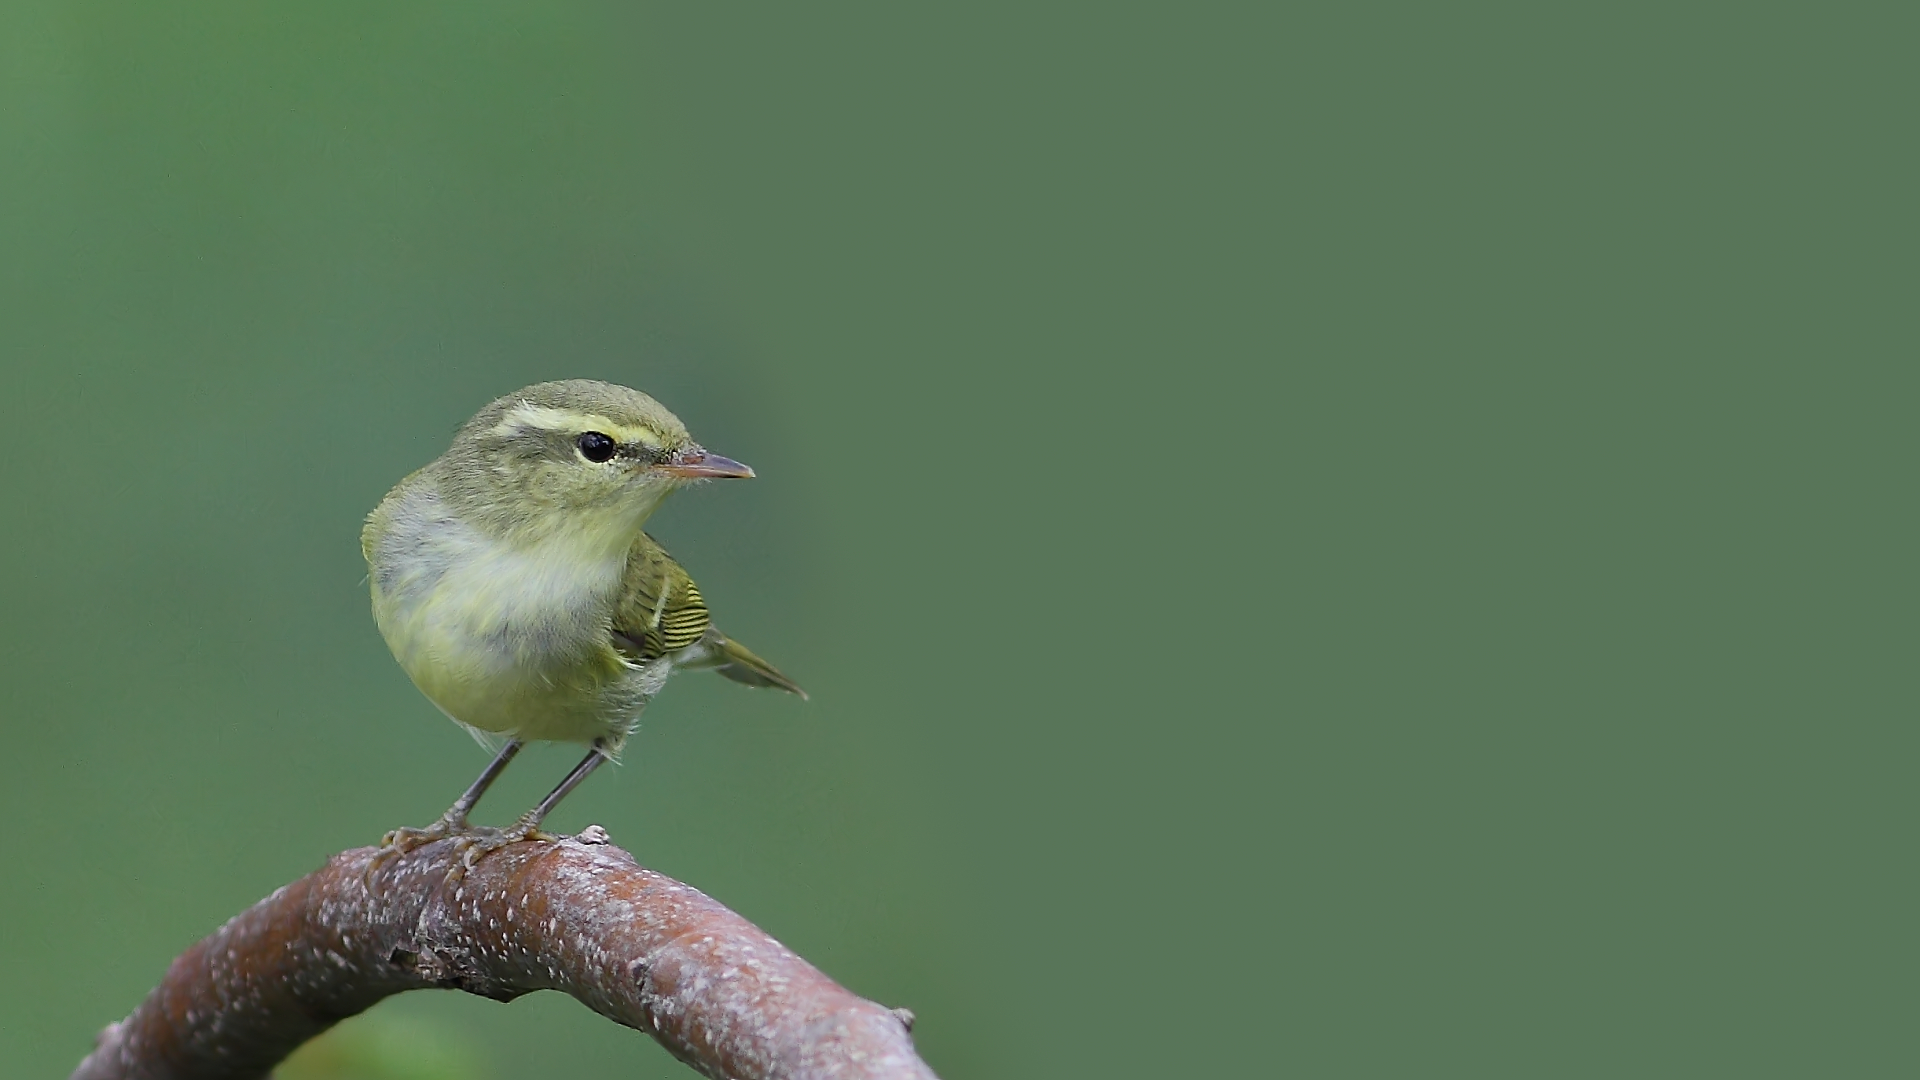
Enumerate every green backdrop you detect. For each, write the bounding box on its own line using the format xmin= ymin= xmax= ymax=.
xmin=2 ymin=3 xmax=1908 ymax=1077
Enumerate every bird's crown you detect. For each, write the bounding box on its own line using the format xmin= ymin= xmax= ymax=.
xmin=458 ymin=379 xmax=693 ymax=456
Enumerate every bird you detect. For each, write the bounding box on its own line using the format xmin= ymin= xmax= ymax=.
xmin=362 ymin=379 xmax=803 ymax=855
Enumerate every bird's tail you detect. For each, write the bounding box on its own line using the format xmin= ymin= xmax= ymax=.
xmin=696 ymin=631 xmax=808 ymax=699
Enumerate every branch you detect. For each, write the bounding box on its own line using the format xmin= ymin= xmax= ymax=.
xmin=71 ymin=828 xmax=937 ymax=1080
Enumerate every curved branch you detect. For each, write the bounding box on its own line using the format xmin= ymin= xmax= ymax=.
xmin=71 ymin=829 xmax=936 ymax=1080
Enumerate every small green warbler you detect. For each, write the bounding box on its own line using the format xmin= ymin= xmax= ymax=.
xmin=363 ymin=379 xmax=803 ymax=849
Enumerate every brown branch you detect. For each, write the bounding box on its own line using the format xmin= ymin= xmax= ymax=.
xmin=71 ymin=828 xmax=937 ymax=1080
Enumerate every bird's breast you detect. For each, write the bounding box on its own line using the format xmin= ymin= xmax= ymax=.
xmin=369 ymin=499 xmax=637 ymax=739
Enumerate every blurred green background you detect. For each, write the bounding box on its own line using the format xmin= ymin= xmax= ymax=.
xmin=2 ymin=3 xmax=1909 ymax=1077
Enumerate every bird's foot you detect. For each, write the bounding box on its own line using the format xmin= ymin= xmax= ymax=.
xmin=363 ymin=814 xmax=474 ymax=891
xmin=454 ymin=814 xmax=560 ymax=865
xmin=378 ymin=814 xmax=470 ymax=855
xmin=423 ymin=816 xmax=562 ymax=891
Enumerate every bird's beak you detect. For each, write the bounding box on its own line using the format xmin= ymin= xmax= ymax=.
xmin=655 ymin=447 xmax=755 ymax=479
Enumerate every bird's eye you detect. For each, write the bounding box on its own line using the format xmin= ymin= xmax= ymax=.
xmin=576 ymin=432 xmax=617 ymax=463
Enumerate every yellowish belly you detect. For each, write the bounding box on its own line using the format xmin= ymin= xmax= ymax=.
xmin=369 ymin=535 xmax=658 ymax=745
xmin=409 ymin=651 xmax=637 ymax=744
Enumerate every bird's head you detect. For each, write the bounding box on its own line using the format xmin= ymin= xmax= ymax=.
xmin=437 ymin=379 xmax=752 ymax=550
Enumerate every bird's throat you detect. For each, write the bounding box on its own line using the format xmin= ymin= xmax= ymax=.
xmin=499 ymin=481 xmax=675 ymax=564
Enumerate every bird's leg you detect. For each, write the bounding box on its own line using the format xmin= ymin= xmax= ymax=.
xmin=501 ymin=739 xmax=613 ymax=844
xmin=433 ymin=740 xmax=615 ymax=879
xmin=376 ymin=739 xmax=524 ymax=854
xmin=441 ymin=739 xmax=526 ymax=827
xmin=365 ymin=738 xmax=618 ymax=894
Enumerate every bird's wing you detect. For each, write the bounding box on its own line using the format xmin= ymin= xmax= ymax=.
xmin=608 ymin=535 xmax=806 ymax=698
xmin=610 ymin=533 xmax=713 ymax=663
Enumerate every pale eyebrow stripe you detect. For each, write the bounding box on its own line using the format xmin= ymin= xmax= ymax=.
xmin=490 ymin=403 xmax=662 ymax=446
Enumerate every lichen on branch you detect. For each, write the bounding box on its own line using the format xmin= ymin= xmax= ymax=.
xmin=71 ymin=830 xmax=934 ymax=1080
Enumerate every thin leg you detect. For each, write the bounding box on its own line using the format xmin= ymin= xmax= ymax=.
xmin=509 ymin=739 xmax=612 ymax=837
xmin=373 ymin=739 xmax=616 ymax=892
xmin=444 ymin=739 xmax=524 ymax=826
xmin=374 ymin=740 xmax=523 ymax=859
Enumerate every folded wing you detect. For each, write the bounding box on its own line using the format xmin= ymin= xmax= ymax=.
xmin=612 ymin=534 xmax=806 ymax=699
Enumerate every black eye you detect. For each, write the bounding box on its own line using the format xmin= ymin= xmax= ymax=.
xmin=576 ymin=431 xmax=617 ymax=463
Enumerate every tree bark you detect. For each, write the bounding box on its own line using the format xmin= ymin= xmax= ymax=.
xmin=71 ymin=828 xmax=936 ymax=1080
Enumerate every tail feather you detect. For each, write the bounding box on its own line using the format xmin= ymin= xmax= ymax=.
xmin=705 ymin=632 xmax=807 ymax=700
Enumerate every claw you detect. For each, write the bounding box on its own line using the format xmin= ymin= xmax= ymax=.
xmin=364 ymin=739 xmax=602 ymax=894
xmin=437 ymin=821 xmax=557 ymax=888
xmin=363 ymin=814 xmax=472 ymax=892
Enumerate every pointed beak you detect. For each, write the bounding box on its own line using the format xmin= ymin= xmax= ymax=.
xmin=655 ymin=447 xmax=755 ymax=479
